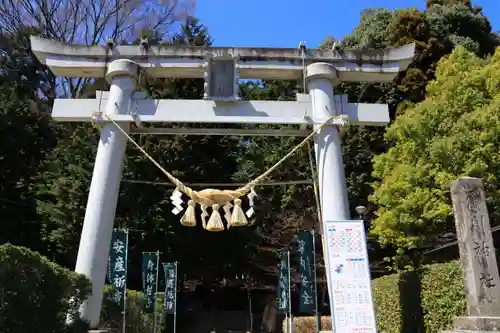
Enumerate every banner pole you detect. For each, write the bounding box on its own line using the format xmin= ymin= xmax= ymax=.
xmin=122 ymin=229 xmax=129 ymax=333
xmin=312 ymin=229 xmax=320 ymax=333
xmin=287 ymin=250 xmax=293 ymax=333
xmin=173 ymin=262 xmax=178 ymax=333
xmin=153 ymin=251 xmax=160 ymax=333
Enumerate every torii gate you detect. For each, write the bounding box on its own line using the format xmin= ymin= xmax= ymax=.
xmin=30 ymin=36 xmax=415 ymax=331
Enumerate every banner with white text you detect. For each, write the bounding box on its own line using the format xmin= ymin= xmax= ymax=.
xmin=298 ymin=230 xmax=315 ymax=313
xmin=107 ymin=229 xmax=128 ymax=308
xmin=276 ymin=251 xmax=290 ymax=314
xmin=163 ymin=262 xmax=177 ymax=315
xmin=142 ymin=252 xmax=159 ymax=313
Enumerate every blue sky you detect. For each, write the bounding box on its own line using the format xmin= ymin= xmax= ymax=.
xmin=196 ymin=0 xmax=499 ymax=48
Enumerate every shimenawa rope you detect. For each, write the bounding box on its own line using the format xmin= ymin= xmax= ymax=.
xmin=94 ymin=112 xmax=341 ymax=231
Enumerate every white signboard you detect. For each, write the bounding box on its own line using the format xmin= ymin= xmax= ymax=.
xmin=324 ymin=220 xmax=377 ymax=333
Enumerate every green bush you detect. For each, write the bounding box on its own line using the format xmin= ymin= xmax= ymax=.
xmin=372 ymin=271 xmax=399 ymax=333
xmin=0 ymin=243 xmax=91 ymax=333
xmin=100 ymin=286 xmax=167 ymax=333
xmin=419 ymin=261 xmax=466 ymax=333
xmin=282 ymin=316 xmax=332 ymax=333
xmin=284 ymin=261 xmax=467 ymax=333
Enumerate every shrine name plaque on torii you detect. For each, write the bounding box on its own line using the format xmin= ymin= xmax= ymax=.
xmin=30 ymin=36 xmax=415 ymax=331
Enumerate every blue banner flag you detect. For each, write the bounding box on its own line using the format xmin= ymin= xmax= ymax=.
xmin=107 ymin=229 xmax=128 ymax=308
xmin=298 ymin=230 xmax=316 ymax=313
xmin=142 ymin=252 xmax=159 ymax=313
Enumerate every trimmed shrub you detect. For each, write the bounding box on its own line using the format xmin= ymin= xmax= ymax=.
xmin=372 ymin=271 xmax=399 ymax=333
xmin=419 ymin=261 xmax=466 ymax=333
xmin=282 ymin=316 xmax=332 ymax=333
xmin=283 ymin=261 xmax=467 ymax=333
xmin=0 ymin=243 xmax=91 ymax=333
xmin=100 ymin=286 xmax=166 ymax=333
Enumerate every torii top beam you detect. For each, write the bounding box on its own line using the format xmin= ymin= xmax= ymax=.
xmin=30 ymin=36 xmax=415 ymax=83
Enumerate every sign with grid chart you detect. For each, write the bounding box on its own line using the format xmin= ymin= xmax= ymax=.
xmin=324 ymin=220 xmax=377 ymax=333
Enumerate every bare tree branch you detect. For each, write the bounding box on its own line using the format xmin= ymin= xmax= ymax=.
xmin=0 ymin=0 xmax=195 ymax=97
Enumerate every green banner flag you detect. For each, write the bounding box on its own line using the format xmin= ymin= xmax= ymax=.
xmin=276 ymin=251 xmax=290 ymax=314
xmin=163 ymin=262 xmax=177 ymax=314
xmin=107 ymin=229 xmax=128 ymax=308
xmin=298 ymin=230 xmax=316 ymax=313
xmin=142 ymin=252 xmax=159 ymax=313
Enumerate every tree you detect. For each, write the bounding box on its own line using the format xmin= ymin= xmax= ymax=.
xmin=316 ymin=3 xmax=498 ymax=269
xmin=370 ymin=46 xmax=500 ymax=259
xmin=0 ymin=27 xmax=61 ymax=253
xmin=0 ymin=27 xmax=55 ymax=100
xmin=34 ymin=123 xmax=99 ymax=266
xmin=171 ymin=16 xmax=212 ymax=46
xmin=0 ymin=0 xmax=196 ymax=260
xmin=0 ymin=84 xmax=58 ymax=252
xmin=0 ymin=0 xmax=194 ymax=98
xmin=426 ymin=0 xmax=471 ymax=9
xmin=0 ymin=0 xmax=193 ymax=43
xmin=425 ymin=3 xmax=498 ymax=57
xmin=320 ymin=2 xmax=498 ymax=235
xmin=340 ymin=8 xmax=395 ymax=50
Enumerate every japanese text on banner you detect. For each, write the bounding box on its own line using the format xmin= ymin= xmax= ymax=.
xmin=107 ymin=229 xmax=128 ymax=308
xmin=298 ymin=231 xmax=315 ymax=313
xmin=276 ymin=251 xmax=290 ymax=314
xmin=142 ymin=252 xmax=158 ymax=313
xmin=163 ymin=262 xmax=177 ymax=314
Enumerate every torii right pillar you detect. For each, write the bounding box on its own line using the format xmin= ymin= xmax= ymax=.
xmin=306 ymin=63 xmax=350 ymax=223
xmin=306 ymin=62 xmax=360 ymax=331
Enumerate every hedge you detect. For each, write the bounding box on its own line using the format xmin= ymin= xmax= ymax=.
xmin=283 ymin=261 xmax=467 ymax=333
xmin=100 ymin=286 xmax=167 ymax=333
xmin=0 ymin=243 xmax=166 ymax=333
xmin=0 ymin=243 xmax=91 ymax=333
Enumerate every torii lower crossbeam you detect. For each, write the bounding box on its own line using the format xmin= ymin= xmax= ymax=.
xmin=53 ymin=94 xmax=389 ymax=127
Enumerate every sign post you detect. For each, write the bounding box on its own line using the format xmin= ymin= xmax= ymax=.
xmin=312 ymin=230 xmax=320 ymax=333
xmin=288 ymin=251 xmax=293 ymax=333
xmin=324 ymin=220 xmax=377 ymax=333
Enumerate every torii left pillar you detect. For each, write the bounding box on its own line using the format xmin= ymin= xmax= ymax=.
xmin=74 ymin=59 xmax=138 ymax=328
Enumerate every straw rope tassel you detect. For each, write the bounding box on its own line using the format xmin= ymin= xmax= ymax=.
xmin=229 ymin=198 xmax=248 ymax=227
xmin=180 ymin=200 xmax=196 ymax=227
xmin=206 ymin=204 xmax=224 ymax=232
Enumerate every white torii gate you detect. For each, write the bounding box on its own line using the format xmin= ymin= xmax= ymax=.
xmin=30 ymin=36 xmax=415 ymax=330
